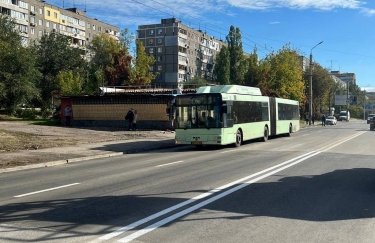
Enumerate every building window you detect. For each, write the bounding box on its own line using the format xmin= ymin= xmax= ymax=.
xmin=157 ymin=56 xmax=162 ymax=62
xmin=157 ymin=47 xmax=162 ymax=53
xmin=157 ymin=38 xmax=162 ymax=44
xmin=149 ymin=48 xmax=154 ymax=54
xmin=158 ymin=28 xmax=163 ymax=35
xmin=38 ymin=30 xmax=43 ymax=37
xmin=149 ymin=29 xmax=154 ymax=35
xmin=53 ymin=23 xmax=57 ymax=29
xmin=87 ymin=23 xmax=91 ymax=29
xmin=30 ymin=5 xmax=35 ymax=12
xmin=39 ymin=8 xmax=42 ymax=15
xmin=148 ymin=39 xmax=154 ymax=45
xmin=46 ymin=21 xmax=50 ymax=28
xmin=158 ymin=65 xmax=162 ymax=71
xmin=47 ymin=10 xmax=50 ymax=16
xmin=92 ymin=25 xmax=96 ymax=30
xmin=38 ymin=19 xmax=43 ymax=26
xmin=30 ymin=16 xmax=35 ymax=24
xmin=30 ymin=28 xmax=34 ymax=35
xmin=54 ymin=12 xmax=57 ymax=18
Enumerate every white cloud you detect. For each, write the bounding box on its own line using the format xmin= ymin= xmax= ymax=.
xmin=269 ymin=21 xmax=281 ymax=24
xmin=226 ymin=0 xmax=364 ymax=10
xmin=46 ymin=0 xmax=375 ymax=29
xmin=361 ymin=7 xmax=375 ymax=16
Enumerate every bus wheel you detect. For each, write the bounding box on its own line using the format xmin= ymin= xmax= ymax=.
xmin=235 ymin=129 xmax=242 ymax=147
xmin=262 ymin=126 xmax=269 ymax=142
xmin=287 ymin=124 xmax=292 ymax=137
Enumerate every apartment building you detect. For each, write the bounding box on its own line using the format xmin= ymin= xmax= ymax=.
xmin=137 ymin=18 xmax=225 ymax=88
xmin=0 ymin=0 xmax=119 ymax=47
xmin=330 ymin=71 xmax=356 ymax=86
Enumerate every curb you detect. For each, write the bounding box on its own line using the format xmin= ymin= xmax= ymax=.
xmin=0 ymin=140 xmax=179 ymax=174
xmin=0 ymin=152 xmax=124 ymax=174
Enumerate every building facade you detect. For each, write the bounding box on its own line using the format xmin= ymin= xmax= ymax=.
xmin=330 ymin=71 xmax=356 ymax=86
xmin=137 ymin=18 xmax=225 ymax=88
xmin=0 ymin=0 xmax=119 ymax=47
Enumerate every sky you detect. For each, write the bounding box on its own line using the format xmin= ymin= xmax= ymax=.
xmin=47 ymin=0 xmax=375 ymax=89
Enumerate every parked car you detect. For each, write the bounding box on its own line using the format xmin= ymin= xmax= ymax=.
xmin=367 ymin=114 xmax=375 ymax=124
xmin=370 ymin=117 xmax=375 ymax=131
xmin=338 ymin=110 xmax=350 ymax=121
xmin=325 ymin=116 xmax=337 ymax=125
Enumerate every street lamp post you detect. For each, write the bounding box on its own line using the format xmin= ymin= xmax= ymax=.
xmin=309 ymin=41 xmax=324 ymax=125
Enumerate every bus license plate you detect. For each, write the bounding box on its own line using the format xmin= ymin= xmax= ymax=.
xmin=191 ymin=141 xmax=202 ymax=145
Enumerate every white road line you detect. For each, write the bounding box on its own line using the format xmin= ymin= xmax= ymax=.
xmin=98 ymin=131 xmax=364 ymax=242
xmin=118 ymin=151 xmax=321 ymax=243
xmin=14 ymin=183 xmax=80 ymax=198
xmin=155 ymin=161 xmax=185 ymax=168
xmin=98 ymin=151 xmax=316 ymax=241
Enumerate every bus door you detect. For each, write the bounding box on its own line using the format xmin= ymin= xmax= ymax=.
xmin=269 ymin=97 xmax=277 ymax=136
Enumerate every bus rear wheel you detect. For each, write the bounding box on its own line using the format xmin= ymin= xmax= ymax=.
xmin=235 ymin=129 xmax=242 ymax=147
xmin=262 ymin=126 xmax=269 ymax=142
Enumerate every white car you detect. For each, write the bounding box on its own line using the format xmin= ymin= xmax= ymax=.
xmin=325 ymin=116 xmax=337 ymax=125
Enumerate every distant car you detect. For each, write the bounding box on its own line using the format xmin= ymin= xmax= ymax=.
xmin=367 ymin=114 xmax=375 ymax=124
xmin=370 ymin=117 xmax=375 ymax=131
xmin=325 ymin=116 xmax=337 ymax=125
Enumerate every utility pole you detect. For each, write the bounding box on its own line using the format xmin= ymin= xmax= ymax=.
xmin=309 ymin=41 xmax=324 ymax=125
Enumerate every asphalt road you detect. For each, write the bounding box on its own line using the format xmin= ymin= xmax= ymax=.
xmin=1 ymin=120 xmax=375 ymax=243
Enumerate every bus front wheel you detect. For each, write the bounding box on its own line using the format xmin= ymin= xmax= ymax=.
xmin=235 ymin=129 xmax=242 ymax=147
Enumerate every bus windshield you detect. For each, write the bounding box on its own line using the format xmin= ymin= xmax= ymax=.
xmin=175 ymin=94 xmax=222 ymax=129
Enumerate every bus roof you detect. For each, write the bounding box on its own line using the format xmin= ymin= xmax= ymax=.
xmin=196 ymin=85 xmax=262 ymax=96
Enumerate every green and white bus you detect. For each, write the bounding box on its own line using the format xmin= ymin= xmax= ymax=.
xmin=174 ymin=85 xmax=300 ymax=146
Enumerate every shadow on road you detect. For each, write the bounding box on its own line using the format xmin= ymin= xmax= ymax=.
xmin=1 ymin=168 xmax=375 ymax=241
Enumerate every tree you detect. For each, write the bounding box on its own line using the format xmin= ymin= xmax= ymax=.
xmin=130 ymin=40 xmax=156 ymax=85
xmin=308 ymin=64 xmax=335 ymax=114
xmin=57 ymin=70 xmax=83 ymax=96
xmin=244 ymin=49 xmax=260 ymax=87
xmin=0 ymin=16 xmax=40 ymax=114
xmin=89 ymin=33 xmax=131 ymax=87
xmin=258 ymin=46 xmax=305 ymax=102
xmin=213 ymin=46 xmax=230 ymax=84
xmin=36 ymin=32 xmax=85 ymax=111
xmin=226 ymin=26 xmax=247 ymax=84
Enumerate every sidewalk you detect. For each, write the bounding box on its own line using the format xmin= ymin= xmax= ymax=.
xmin=0 ymin=135 xmax=177 ymax=173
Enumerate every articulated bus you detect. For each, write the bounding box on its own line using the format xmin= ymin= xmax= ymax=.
xmin=174 ymin=85 xmax=300 ymax=146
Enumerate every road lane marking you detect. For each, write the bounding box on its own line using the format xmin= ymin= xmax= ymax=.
xmin=118 ymin=151 xmax=321 ymax=243
xmin=99 ymin=151 xmax=316 ymax=241
xmin=155 ymin=161 xmax=185 ymax=168
xmin=14 ymin=183 xmax=80 ymax=198
xmin=320 ymin=131 xmax=365 ymax=152
xmin=98 ymin=131 xmax=364 ymax=242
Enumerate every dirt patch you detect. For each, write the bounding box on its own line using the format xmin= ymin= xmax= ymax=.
xmin=0 ymin=121 xmax=173 ymax=153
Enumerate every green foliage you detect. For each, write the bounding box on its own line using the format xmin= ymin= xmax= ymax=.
xmin=244 ymin=49 xmax=260 ymax=87
xmin=36 ymin=32 xmax=85 ymax=110
xmin=259 ymin=46 xmax=305 ymax=102
xmin=15 ymin=108 xmax=40 ymax=119
xmin=226 ymin=26 xmax=247 ymax=84
xmin=0 ymin=16 xmax=40 ymax=114
xmin=90 ymin=33 xmax=131 ymax=87
xmin=130 ymin=40 xmax=157 ymax=85
xmin=57 ymin=70 xmax=83 ymax=96
xmin=213 ymin=46 xmax=230 ymax=84
xmin=185 ymin=76 xmax=209 ymax=88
